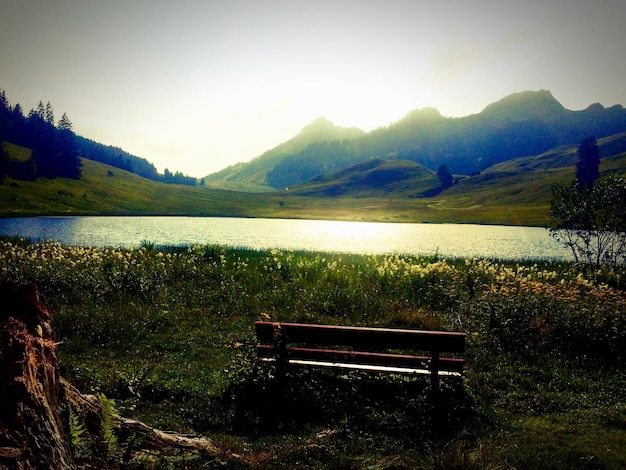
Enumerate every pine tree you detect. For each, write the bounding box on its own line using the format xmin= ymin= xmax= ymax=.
xmin=0 ymin=90 xmax=11 ymax=143
xmin=437 ymin=164 xmax=453 ymax=188
xmin=29 ymin=103 xmax=56 ymax=178
xmin=575 ymin=136 xmax=600 ymax=192
xmin=45 ymin=101 xmax=55 ymax=126
xmin=36 ymin=100 xmax=46 ymax=119
xmin=56 ymin=113 xmax=81 ymax=179
xmin=0 ymin=89 xmax=7 ymax=109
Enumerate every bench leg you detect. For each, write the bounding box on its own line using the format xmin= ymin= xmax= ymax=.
xmin=430 ymin=351 xmax=440 ymax=400
xmin=429 ymin=351 xmax=442 ymax=433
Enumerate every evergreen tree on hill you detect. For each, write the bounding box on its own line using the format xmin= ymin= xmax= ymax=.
xmin=28 ymin=107 xmax=57 ymax=178
xmin=55 ymin=113 xmax=81 ymax=179
xmin=575 ymin=135 xmax=600 ymax=192
xmin=45 ymin=101 xmax=55 ymax=125
xmin=0 ymin=90 xmax=10 ymax=143
xmin=437 ymin=164 xmax=453 ymax=188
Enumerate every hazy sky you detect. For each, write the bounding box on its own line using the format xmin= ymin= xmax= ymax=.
xmin=2 ymin=1 xmax=625 ymax=177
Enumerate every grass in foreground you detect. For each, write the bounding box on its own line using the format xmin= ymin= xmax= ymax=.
xmin=1 ymin=237 xmax=625 ymax=468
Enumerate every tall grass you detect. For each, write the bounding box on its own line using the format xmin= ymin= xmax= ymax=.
xmin=1 ymin=236 xmax=625 ymax=468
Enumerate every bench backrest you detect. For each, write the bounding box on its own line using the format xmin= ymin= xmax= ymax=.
xmin=255 ymin=321 xmax=465 ymax=354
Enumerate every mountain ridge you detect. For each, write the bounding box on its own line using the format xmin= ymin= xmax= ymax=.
xmin=204 ymin=117 xmax=364 ymax=187
xmin=206 ymin=90 xmax=626 ymax=191
xmin=478 ymin=89 xmax=566 ymax=121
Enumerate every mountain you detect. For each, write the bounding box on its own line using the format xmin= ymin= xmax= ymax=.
xmin=206 ymin=90 xmax=626 ymax=191
xmin=204 ymin=117 xmax=364 ymax=190
xmin=478 ymin=89 xmax=566 ymax=121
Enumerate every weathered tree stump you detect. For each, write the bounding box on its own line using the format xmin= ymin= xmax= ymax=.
xmin=0 ymin=282 xmax=75 ymax=469
xmin=0 ymin=282 xmax=225 ymax=469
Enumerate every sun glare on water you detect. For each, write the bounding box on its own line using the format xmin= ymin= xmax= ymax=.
xmin=296 ymin=220 xmax=398 ymax=253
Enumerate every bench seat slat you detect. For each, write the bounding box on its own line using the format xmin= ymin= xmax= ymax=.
xmin=257 ymin=345 xmax=464 ymax=372
xmin=259 ymin=357 xmax=462 ymax=376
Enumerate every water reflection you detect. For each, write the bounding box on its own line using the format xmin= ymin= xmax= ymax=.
xmin=0 ymin=216 xmax=571 ymax=261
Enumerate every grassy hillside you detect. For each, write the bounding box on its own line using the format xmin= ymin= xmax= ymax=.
xmin=444 ymin=132 xmax=626 ymax=205
xmin=289 ymin=159 xmax=442 ymax=197
xmin=0 ymin=158 xmax=269 ymax=217
xmin=2 ymin=133 xmax=625 ymax=226
xmin=2 ymin=142 xmax=32 ymax=162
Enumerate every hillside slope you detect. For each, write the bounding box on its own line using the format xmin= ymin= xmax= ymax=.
xmin=290 ymin=159 xmax=443 ymax=197
xmin=441 ymin=132 xmax=626 ymax=209
xmin=290 ymin=132 xmax=626 ymax=201
xmin=204 ymin=117 xmax=364 ymax=190
xmin=0 ymin=157 xmax=270 ymax=217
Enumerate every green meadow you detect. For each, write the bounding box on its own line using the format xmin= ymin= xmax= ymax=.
xmin=5 ymin=131 xmax=626 ymax=226
xmin=1 ymin=142 xmax=559 ymax=226
xmin=0 ymin=156 xmax=552 ymax=226
xmin=2 ymin=237 xmax=625 ymax=468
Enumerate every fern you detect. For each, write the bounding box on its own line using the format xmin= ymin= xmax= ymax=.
xmin=98 ymin=393 xmax=120 ymax=457
xmin=68 ymin=406 xmax=90 ymax=459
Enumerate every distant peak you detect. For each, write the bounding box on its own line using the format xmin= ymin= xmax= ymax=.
xmin=480 ymin=89 xmax=565 ymax=119
xmin=311 ymin=116 xmax=334 ymax=126
xmin=295 ymin=117 xmax=335 ymax=136
xmin=402 ymin=107 xmax=443 ymax=121
xmin=583 ymin=102 xmax=606 ymax=112
xmin=493 ymin=89 xmax=557 ymax=103
xmin=295 ymin=117 xmax=364 ymax=140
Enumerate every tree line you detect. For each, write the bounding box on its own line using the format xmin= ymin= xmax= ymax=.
xmin=0 ymin=91 xmax=81 ymax=181
xmin=0 ymin=90 xmax=197 ymax=186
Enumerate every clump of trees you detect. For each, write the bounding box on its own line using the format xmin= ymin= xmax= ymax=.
xmin=549 ymin=136 xmax=626 ymax=266
xmin=0 ymin=91 xmax=81 ymax=181
xmin=1 ymin=89 xmax=197 ymax=186
xmin=161 ymin=168 xmax=197 ymax=186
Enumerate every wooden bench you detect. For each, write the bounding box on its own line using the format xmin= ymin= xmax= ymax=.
xmin=255 ymin=321 xmax=465 ymax=397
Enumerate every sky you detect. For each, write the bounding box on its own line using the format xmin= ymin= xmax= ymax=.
xmin=2 ymin=0 xmax=626 ymax=177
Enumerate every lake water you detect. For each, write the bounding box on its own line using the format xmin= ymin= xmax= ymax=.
xmin=0 ymin=216 xmax=571 ymax=261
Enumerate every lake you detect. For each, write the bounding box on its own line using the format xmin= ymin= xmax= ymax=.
xmin=0 ymin=216 xmax=571 ymax=261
